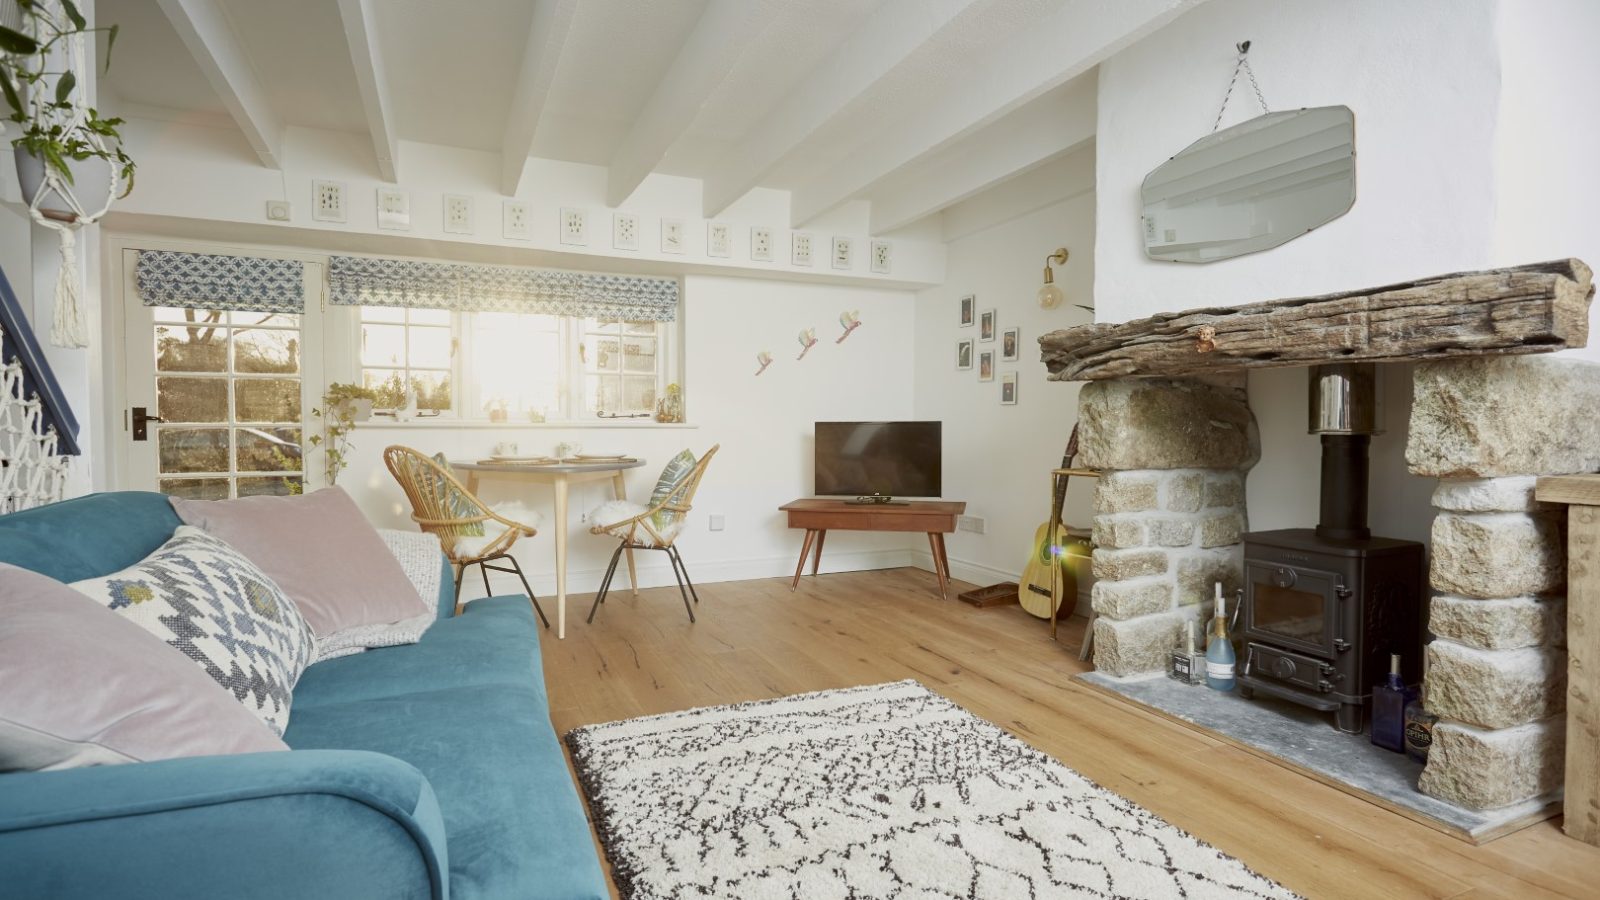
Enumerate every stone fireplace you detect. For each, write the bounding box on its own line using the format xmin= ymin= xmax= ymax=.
xmin=1042 ymin=260 xmax=1597 ymax=815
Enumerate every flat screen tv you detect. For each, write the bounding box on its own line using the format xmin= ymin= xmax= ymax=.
xmin=814 ymin=421 xmax=941 ymax=500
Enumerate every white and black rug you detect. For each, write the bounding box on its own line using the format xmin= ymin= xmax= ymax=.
xmin=566 ymin=680 xmax=1299 ymax=899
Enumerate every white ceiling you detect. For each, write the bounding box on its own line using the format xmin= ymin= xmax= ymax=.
xmin=96 ymin=0 xmax=1195 ymax=228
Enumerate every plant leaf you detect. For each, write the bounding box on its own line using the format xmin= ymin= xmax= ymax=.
xmin=54 ymin=70 xmax=75 ymax=106
xmin=0 ymin=26 xmax=39 ymax=55
xmin=0 ymin=70 xmax=21 ymax=119
xmin=60 ymin=0 xmax=86 ymax=31
xmin=102 ymin=24 xmax=118 ymax=72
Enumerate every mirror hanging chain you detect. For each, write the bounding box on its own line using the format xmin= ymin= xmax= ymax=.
xmin=1212 ymin=40 xmax=1271 ymax=132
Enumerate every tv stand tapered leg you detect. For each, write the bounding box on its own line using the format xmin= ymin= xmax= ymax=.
xmin=812 ymin=530 xmax=826 ymax=575
xmin=791 ymin=529 xmax=817 ymax=591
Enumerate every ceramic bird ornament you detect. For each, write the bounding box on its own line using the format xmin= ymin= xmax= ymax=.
xmin=836 ymin=310 xmax=861 ymax=343
xmin=755 ymin=350 xmax=773 ymax=376
xmin=796 ymin=328 xmax=818 ymax=360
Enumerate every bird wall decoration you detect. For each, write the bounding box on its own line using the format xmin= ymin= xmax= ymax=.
xmin=836 ymin=310 xmax=861 ymax=343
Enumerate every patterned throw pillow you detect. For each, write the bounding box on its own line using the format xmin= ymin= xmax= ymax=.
xmin=71 ymin=526 xmax=316 ymax=736
xmin=432 ymin=451 xmax=484 ymax=536
xmin=648 ymin=448 xmax=698 ymax=536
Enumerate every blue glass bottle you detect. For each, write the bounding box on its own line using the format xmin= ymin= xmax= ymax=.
xmin=1372 ymin=653 xmax=1415 ymax=752
xmin=1204 ymin=582 xmax=1236 ymax=691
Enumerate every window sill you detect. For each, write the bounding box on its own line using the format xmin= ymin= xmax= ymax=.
xmin=354 ymin=418 xmax=698 ymax=430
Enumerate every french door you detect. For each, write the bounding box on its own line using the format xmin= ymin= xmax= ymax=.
xmin=120 ymin=249 xmax=324 ymax=499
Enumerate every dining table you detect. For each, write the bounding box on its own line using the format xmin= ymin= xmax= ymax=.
xmin=450 ymin=457 xmax=647 ymax=638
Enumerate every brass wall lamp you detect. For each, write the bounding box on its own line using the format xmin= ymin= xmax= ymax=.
xmin=1037 ymin=247 xmax=1093 ymax=312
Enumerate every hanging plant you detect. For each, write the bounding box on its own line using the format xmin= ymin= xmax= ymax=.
xmin=0 ymin=0 xmax=135 ymax=348
xmin=310 ymin=383 xmax=380 ymax=486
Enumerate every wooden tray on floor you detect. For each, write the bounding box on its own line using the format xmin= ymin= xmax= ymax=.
xmin=958 ymin=583 xmax=1020 ymax=608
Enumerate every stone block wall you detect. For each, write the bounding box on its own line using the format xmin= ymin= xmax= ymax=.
xmin=1407 ymin=356 xmax=1600 ymax=810
xmin=1079 ymin=376 xmax=1259 ymax=677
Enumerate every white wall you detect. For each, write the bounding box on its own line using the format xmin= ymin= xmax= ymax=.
xmin=911 ymin=150 xmax=1096 ymax=584
xmin=334 ymin=274 xmax=920 ymax=600
xmin=1094 ymin=0 xmax=1502 ymax=324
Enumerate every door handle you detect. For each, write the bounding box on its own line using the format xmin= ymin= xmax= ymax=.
xmin=131 ymin=407 xmax=164 ymax=441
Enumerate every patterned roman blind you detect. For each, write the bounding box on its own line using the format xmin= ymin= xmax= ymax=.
xmin=135 ymin=250 xmax=306 ymax=314
xmin=326 ymin=255 xmax=679 ymax=322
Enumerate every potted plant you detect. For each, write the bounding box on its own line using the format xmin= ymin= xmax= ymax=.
xmin=1 ymin=0 xmax=134 ymax=221
xmin=310 ymin=383 xmax=379 ymax=485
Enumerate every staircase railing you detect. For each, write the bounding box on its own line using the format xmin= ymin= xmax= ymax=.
xmin=0 ymin=261 xmax=78 ymax=512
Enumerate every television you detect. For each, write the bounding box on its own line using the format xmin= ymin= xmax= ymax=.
xmin=814 ymin=421 xmax=941 ymax=501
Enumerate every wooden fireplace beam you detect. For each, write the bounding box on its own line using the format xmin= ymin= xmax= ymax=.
xmin=1040 ymin=259 xmax=1594 ymax=381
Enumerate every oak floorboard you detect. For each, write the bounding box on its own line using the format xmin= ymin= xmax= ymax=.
xmin=539 ymin=568 xmax=1600 ymax=899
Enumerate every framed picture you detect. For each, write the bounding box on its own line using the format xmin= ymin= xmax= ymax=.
xmin=1000 ymin=372 xmax=1018 ymax=405
xmin=978 ymin=351 xmax=994 ymax=382
xmin=1001 ymin=327 xmax=1020 ymax=361
xmin=956 ymin=340 xmax=973 ymax=370
xmin=979 ymin=309 xmax=996 ymax=342
xmin=960 ymin=295 xmax=975 ymax=327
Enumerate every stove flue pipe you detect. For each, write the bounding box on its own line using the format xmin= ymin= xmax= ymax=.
xmin=1308 ymin=363 xmax=1384 ymax=541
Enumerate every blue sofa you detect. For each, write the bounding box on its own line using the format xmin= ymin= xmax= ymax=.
xmin=0 ymin=492 xmax=608 ymax=900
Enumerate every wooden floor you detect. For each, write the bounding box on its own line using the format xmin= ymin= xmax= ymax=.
xmin=539 ymin=567 xmax=1600 ymax=900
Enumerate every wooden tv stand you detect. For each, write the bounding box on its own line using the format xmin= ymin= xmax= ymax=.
xmin=779 ymin=498 xmax=966 ymax=600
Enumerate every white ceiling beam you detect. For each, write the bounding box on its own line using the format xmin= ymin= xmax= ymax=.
xmin=156 ymin=0 xmax=282 ymax=169
xmin=335 ymin=0 xmax=400 ymax=182
xmin=606 ymin=0 xmax=777 ymax=209
xmin=700 ymin=0 xmax=984 ymax=219
xmin=867 ymin=74 xmax=1097 ymax=235
xmin=790 ymin=0 xmax=1203 ymax=227
xmin=500 ymin=0 xmax=579 ymax=197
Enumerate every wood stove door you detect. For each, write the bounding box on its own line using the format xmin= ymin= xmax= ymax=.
xmin=1244 ymin=562 xmax=1342 ymax=659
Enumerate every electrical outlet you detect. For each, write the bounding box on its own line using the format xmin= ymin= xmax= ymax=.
xmin=503 ymin=200 xmax=530 ymax=239
xmin=791 ymin=232 xmax=813 ymax=266
xmin=707 ymin=222 xmax=731 ymax=258
xmin=957 ymin=514 xmax=985 ymax=534
xmin=832 ymin=236 xmax=853 ymax=270
xmin=377 ymin=187 xmax=410 ymax=231
xmin=443 ymin=194 xmax=473 ymax=234
xmin=312 ymin=180 xmax=346 ymax=223
xmin=871 ymin=240 xmax=892 ymax=274
xmin=613 ymin=213 xmax=639 ymax=251
xmin=708 ymin=514 xmax=725 ymax=532
xmin=265 ymin=200 xmax=291 ymax=222
xmin=560 ymin=207 xmax=587 ymax=246
xmin=660 ymin=218 xmax=684 ymax=254
xmin=750 ymin=226 xmax=772 ymax=261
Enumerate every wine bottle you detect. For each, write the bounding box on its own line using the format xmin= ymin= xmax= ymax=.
xmin=1169 ymin=619 xmax=1205 ymax=685
xmin=1204 ymin=582 xmax=1236 ymax=691
xmin=1371 ymin=653 xmax=1415 ymax=753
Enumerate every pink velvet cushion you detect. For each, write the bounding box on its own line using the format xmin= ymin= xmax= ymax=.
xmin=0 ymin=564 xmax=287 ymax=770
xmin=171 ymin=486 xmax=430 ymax=638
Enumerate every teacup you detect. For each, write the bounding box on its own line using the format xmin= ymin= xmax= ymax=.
xmin=494 ymin=441 xmax=519 ymax=457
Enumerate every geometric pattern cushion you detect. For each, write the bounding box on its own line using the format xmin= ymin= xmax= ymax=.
xmin=647 ymin=448 xmax=696 ymax=535
xmin=432 ymin=451 xmax=485 ymax=536
xmin=70 ymin=526 xmax=316 ymax=736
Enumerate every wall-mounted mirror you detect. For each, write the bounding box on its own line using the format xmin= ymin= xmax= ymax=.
xmin=1141 ymin=105 xmax=1355 ymax=263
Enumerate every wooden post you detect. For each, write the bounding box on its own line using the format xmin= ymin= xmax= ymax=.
xmin=1535 ymin=474 xmax=1600 ymax=846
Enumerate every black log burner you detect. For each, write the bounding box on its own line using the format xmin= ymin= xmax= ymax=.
xmin=1237 ymin=364 xmax=1425 ymax=734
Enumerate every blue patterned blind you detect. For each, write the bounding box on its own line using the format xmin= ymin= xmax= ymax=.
xmin=326 ymin=255 xmax=679 ymax=321
xmin=135 ymin=250 xmax=305 ymax=314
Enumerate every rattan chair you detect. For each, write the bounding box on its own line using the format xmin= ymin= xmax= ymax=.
xmin=587 ymin=445 xmax=719 ymax=624
xmin=383 ymin=445 xmax=549 ymax=625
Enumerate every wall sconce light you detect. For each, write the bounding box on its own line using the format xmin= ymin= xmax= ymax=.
xmin=1038 ymin=247 xmax=1069 ymax=309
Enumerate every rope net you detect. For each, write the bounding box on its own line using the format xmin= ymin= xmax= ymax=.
xmin=0 ymin=324 xmax=70 ymax=512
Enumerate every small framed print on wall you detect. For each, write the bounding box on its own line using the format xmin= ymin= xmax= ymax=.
xmin=960 ymin=295 xmax=975 ymax=327
xmin=1001 ymin=327 xmax=1020 ymax=361
xmin=1000 ymin=372 xmax=1018 ymax=405
xmin=957 ymin=340 xmax=973 ymax=370
xmin=979 ymin=309 xmax=996 ymax=342
xmin=978 ymin=351 xmax=994 ymax=382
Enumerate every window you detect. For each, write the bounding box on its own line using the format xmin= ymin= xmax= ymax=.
xmin=357 ymin=307 xmax=673 ymax=422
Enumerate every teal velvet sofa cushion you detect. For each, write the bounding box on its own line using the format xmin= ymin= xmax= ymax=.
xmin=0 ymin=492 xmax=608 ymax=900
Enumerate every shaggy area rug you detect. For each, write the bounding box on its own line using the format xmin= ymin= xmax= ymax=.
xmin=566 ymin=680 xmax=1299 ymax=899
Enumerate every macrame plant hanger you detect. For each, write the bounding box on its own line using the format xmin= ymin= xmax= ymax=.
xmin=18 ymin=0 xmax=120 ymax=349
xmin=1212 ymin=40 xmax=1272 ymax=132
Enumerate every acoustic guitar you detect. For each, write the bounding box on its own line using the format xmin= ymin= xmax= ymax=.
xmin=1019 ymin=425 xmax=1086 ymax=619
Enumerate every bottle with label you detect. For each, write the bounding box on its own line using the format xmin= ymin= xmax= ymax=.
xmin=1371 ymin=653 xmax=1416 ymax=753
xmin=1204 ymin=582 xmax=1236 ymax=692
xmin=1404 ymin=691 xmax=1438 ymax=763
xmin=1169 ymin=619 xmax=1205 ymax=685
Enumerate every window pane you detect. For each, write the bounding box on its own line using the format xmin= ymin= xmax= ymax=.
xmin=590 ymin=337 xmax=623 ymax=372
xmin=155 ymin=326 xmax=227 ymax=373
xmin=233 ymin=311 xmax=300 ymax=329
xmin=624 ymin=321 xmax=655 ymax=335
xmin=622 ymin=336 xmax=656 ymax=373
xmin=408 ymin=325 xmax=453 ymax=369
xmin=590 ymin=375 xmax=619 ymax=414
xmin=151 ymin=307 xmax=225 ymax=326
xmin=410 ymin=371 xmax=451 ymax=411
xmin=235 ymin=379 xmax=301 ymax=423
xmin=160 ymin=477 xmax=230 ymax=500
xmin=233 ymin=328 xmax=300 ymax=374
xmin=158 ymin=377 xmax=228 ymax=422
xmin=407 ymin=307 xmax=451 ymax=326
xmin=469 ymin=314 xmax=560 ymax=417
xmin=363 ymin=368 xmax=408 ymax=407
xmin=623 ymin=376 xmax=656 ymax=412
xmin=362 ymin=323 xmax=407 ymax=367
xmin=159 ymin=427 xmax=229 ymax=474
xmin=361 ymin=306 xmax=407 ymax=323
xmin=238 ymin=476 xmax=302 ymax=497
xmin=236 ymin=427 xmax=302 ymax=472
